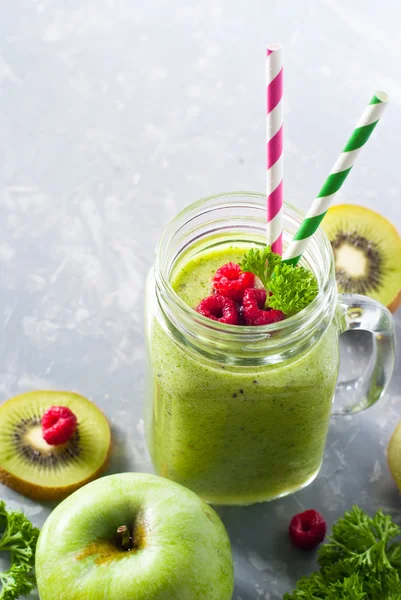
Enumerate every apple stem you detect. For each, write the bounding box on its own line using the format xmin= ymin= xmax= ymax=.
xmin=117 ymin=525 xmax=132 ymax=551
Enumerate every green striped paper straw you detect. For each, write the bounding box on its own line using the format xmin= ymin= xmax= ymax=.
xmin=283 ymin=91 xmax=389 ymax=266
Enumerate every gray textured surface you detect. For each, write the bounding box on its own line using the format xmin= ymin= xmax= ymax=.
xmin=1 ymin=1 xmax=401 ymax=598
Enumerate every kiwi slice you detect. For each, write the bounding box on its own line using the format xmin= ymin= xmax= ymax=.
xmin=388 ymin=421 xmax=401 ymax=492
xmin=321 ymin=204 xmax=401 ymax=312
xmin=0 ymin=391 xmax=111 ymax=501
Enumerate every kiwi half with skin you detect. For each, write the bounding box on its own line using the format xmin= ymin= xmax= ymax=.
xmin=0 ymin=391 xmax=111 ymax=501
xmin=321 ymin=204 xmax=401 ymax=312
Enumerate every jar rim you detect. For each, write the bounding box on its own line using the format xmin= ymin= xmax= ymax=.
xmin=154 ymin=191 xmax=335 ymax=340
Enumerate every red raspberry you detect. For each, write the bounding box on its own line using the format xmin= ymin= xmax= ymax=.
xmin=196 ymin=294 xmax=239 ymax=325
xmin=42 ymin=406 xmax=77 ymax=446
xmin=242 ymin=288 xmax=285 ymax=326
xmin=289 ymin=510 xmax=327 ymax=550
xmin=213 ymin=262 xmax=255 ymax=301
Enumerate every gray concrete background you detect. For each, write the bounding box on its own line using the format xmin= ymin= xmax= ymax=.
xmin=0 ymin=1 xmax=400 ymax=598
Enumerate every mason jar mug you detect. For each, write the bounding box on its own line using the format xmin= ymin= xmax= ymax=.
xmin=144 ymin=192 xmax=395 ymax=505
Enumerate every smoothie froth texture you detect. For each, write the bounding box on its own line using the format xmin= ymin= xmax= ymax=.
xmin=146 ymin=243 xmax=339 ymax=504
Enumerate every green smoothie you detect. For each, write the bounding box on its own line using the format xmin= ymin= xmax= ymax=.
xmin=146 ymin=242 xmax=339 ymax=504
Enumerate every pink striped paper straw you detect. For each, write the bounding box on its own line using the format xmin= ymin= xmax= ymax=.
xmin=266 ymin=43 xmax=284 ymax=255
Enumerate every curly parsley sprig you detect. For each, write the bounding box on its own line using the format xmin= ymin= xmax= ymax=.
xmin=240 ymin=246 xmax=318 ymax=316
xmin=0 ymin=501 xmax=40 ymax=600
xmin=239 ymin=247 xmax=281 ymax=292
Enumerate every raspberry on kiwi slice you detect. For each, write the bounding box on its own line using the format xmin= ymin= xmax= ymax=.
xmin=0 ymin=391 xmax=111 ymax=501
xmin=321 ymin=204 xmax=401 ymax=312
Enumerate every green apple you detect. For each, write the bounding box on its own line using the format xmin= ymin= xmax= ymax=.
xmin=36 ymin=472 xmax=234 ymax=599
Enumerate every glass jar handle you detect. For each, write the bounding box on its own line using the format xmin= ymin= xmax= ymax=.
xmin=333 ymin=293 xmax=395 ymax=415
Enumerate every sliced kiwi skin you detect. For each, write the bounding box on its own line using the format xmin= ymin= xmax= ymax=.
xmin=0 ymin=461 xmax=111 ymax=502
xmin=0 ymin=391 xmax=111 ymax=501
xmin=321 ymin=204 xmax=401 ymax=312
xmin=388 ymin=421 xmax=401 ymax=492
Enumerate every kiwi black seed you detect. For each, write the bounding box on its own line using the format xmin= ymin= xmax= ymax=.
xmin=0 ymin=391 xmax=111 ymax=500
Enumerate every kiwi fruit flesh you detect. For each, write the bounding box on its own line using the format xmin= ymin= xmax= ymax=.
xmin=321 ymin=204 xmax=401 ymax=312
xmin=0 ymin=391 xmax=111 ymax=501
xmin=388 ymin=421 xmax=401 ymax=492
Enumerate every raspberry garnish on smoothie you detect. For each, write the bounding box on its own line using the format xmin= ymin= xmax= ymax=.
xmin=196 ymin=246 xmax=318 ymax=326
xmin=242 ymin=288 xmax=285 ymax=325
xmin=196 ymin=294 xmax=239 ymax=325
xmin=213 ymin=262 xmax=255 ymax=301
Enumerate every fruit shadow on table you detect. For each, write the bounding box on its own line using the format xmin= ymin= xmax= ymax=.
xmin=216 ymin=500 xmax=319 ymax=598
xmin=106 ymin=424 xmax=133 ymax=476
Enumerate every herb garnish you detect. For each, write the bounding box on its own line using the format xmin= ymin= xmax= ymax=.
xmin=0 ymin=500 xmax=39 ymax=599
xmin=240 ymin=246 xmax=318 ymax=316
